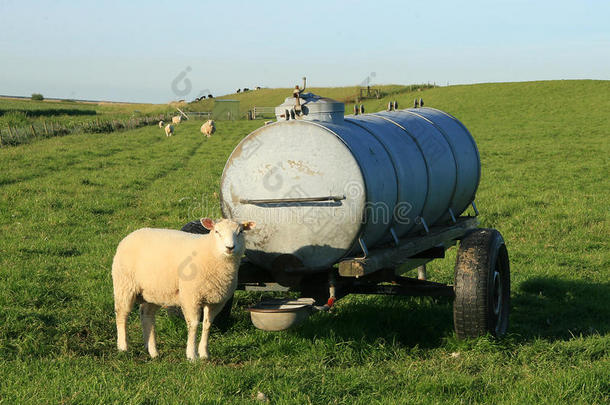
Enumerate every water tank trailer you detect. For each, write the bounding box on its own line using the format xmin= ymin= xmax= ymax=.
xmin=183 ymin=81 xmax=510 ymax=338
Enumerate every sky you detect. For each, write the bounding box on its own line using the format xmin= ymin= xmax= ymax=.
xmin=1 ymin=0 xmax=609 ymax=103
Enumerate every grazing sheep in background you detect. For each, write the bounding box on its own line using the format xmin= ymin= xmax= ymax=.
xmin=200 ymin=120 xmax=215 ymax=137
xmin=207 ymin=94 xmax=213 ymax=99
xmin=236 ymin=89 xmax=241 ymax=93
xmin=158 ymin=120 xmax=164 ymax=128
xmin=172 ymin=116 xmax=182 ymax=124
xmin=112 ymin=218 xmax=256 ymax=360
xmin=164 ymin=123 xmax=174 ymax=137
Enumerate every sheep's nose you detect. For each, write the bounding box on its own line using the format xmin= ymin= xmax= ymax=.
xmin=226 ymin=245 xmax=234 ymax=252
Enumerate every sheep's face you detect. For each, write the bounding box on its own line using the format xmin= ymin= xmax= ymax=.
xmin=201 ymin=218 xmax=256 ymax=257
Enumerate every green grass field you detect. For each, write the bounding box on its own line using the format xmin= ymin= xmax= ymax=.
xmin=0 ymin=80 xmax=608 ymax=403
xmin=0 ymin=97 xmax=172 ymax=131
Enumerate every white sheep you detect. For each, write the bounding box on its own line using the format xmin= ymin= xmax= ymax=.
xmin=158 ymin=120 xmax=164 ymax=128
xmin=112 ymin=218 xmax=255 ymax=360
xmin=164 ymin=123 xmax=174 ymax=136
xmin=200 ymin=120 xmax=216 ymax=137
xmin=172 ymin=116 xmax=182 ymax=124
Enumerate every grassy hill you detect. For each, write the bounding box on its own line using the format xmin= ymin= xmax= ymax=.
xmin=0 ymin=97 xmax=174 ymax=145
xmin=186 ymin=84 xmax=431 ymax=115
xmin=0 ymin=80 xmax=608 ymax=403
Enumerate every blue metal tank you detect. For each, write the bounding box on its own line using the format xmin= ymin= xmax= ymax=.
xmin=220 ymin=92 xmax=480 ymax=271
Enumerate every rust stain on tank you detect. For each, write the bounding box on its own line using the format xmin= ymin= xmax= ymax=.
xmin=249 ymin=225 xmax=274 ymax=250
xmin=286 ymin=160 xmax=322 ymax=176
xmin=258 ymin=163 xmax=276 ymax=175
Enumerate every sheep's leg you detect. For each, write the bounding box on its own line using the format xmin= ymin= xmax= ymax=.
xmin=114 ymin=292 xmax=136 ymax=352
xmin=198 ymin=303 xmax=224 ymax=360
xmin=182 ymin=304 xmax=201 ymax=361
xmin=140 ymin=302 xmax=160 ymax=358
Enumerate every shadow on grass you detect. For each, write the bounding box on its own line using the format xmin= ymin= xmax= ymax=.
xmin=291 ymin=277 xmax=609 ymax=347
xmin=294 ymin=295 xmax=455 ymax=349
xmin=511 ymin=277 xmax=610 ymax=340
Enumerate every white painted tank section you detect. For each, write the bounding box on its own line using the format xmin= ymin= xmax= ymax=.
xmin=220 ymin=121 xmax=368 ymax=270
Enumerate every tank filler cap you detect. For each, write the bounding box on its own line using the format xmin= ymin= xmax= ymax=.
xmin=275 ymin=89 xmax=344 ymax=124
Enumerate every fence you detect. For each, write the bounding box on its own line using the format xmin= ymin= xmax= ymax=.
xmin=252 ymin=107 xmax=275 ymax=119
xmin=185 ymin=111 xmax=212 ymax=120
xmin=0 ymin=114 xmax=172 ymax=147
xmin=359 ymin=87 xmax=381 ymax=99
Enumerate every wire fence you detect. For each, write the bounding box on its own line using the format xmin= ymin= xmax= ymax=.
xmin=0 ymin=114 xmax=172 ymax=148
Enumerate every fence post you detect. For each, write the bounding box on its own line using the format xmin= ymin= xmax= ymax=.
xmin=30 ymin=125 xmax=37 ymax=138
xmin=43 ymin=121 xmax=49 ymax=136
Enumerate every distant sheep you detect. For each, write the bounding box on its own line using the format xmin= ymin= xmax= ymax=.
xmin=112 ymin=218 xmax=256 ymax=360
xmin=200 ymin=120 xmax=216 ymax=137
xmin=172 ymin=116 xmax=182 ymax=124
xmin=158 ymin=120 xmax=164 ymax=128
xmin=164 ymin=123 xmax=174 ymax=137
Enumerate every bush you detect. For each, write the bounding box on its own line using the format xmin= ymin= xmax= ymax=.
xmin=31 ymin=93 xmax=44 ymax=101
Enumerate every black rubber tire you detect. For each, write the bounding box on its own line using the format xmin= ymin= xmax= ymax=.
xmin=180 ymin=220 xmax=232 ymax=328
xmin=181 ymin=220 xmax=210 ymax=235
xmin=453 ymin=228 xmax=510 ymax=338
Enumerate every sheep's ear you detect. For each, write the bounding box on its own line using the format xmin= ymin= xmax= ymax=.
xmin=242 ymin=221 xmax=256 ymax=231
xmin=200 ymin=218 xmax=215 ymax=230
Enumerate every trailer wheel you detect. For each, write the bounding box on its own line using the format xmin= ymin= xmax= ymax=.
xmin=453 ymin=228 xmax=510 ymax=338
xmin=181 ymin=219 xmax=210 ymax=235
xmin=180 ymin=220 xmax=233 ymax=328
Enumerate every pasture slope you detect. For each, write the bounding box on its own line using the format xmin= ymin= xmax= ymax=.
xmin=187 ymin=84 xmax=420 ymax=115
xmin=0 ymin=80 xmax=608 ymax=404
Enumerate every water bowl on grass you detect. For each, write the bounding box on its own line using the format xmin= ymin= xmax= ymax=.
xmin=247 ymin=298 xmax=316 ymax=331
